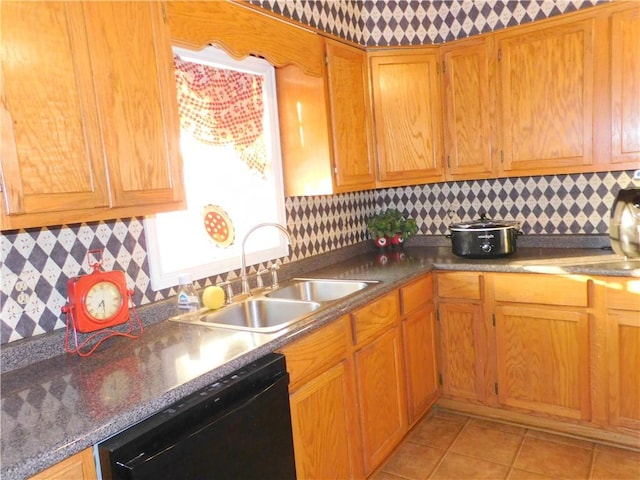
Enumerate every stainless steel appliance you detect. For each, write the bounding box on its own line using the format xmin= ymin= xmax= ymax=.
xmin=610 ymin=187 xmax=640 ymax=258
xmin=98 ymin=353 xmax=296 ymax=480
xmin=449 ymin=214 xmax=521 ymax=258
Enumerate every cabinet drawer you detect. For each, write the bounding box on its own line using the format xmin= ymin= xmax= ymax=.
xmin=493 ymin=274 xmax=588 ymax=307
xmin=437 ymin=272 xmax=481 ymax=300
xmin=352 ymin=292 xmax=400 ymax=346
xmin=279 ymin=316 xmax=350 ymax=390
xmin=401 ymin=274 xmax=433 ymax=314
xmin=605 ymin=278 xmax=640 ymax=312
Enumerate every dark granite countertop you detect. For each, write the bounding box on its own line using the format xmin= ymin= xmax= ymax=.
xmin=2 ymin=237 xmax=638 ymax=480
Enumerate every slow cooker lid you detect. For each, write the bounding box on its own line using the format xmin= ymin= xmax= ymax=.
xmin=451 ymin=213 xmax=519 ymax=230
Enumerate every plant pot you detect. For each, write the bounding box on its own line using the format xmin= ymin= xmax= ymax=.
xmin=374 ymin=237 xmax=390 ymax=248
xmin=389 ymin=234 xmax=404 ymax=247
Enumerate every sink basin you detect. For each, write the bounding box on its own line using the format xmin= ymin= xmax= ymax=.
xmin=195 ymin=298 xmax=321 ymax=332
xmin=266 ymin=278 xmax=378 ymax=303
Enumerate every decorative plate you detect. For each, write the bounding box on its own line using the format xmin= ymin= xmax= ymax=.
xmin=202 ymin=204 xmax=235 ymax=247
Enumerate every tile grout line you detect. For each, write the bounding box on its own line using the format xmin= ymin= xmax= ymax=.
xmin=426 ymin=416 xmax=471 ymax=479
xmin=506 ymin=428 xmax=529 ymax=478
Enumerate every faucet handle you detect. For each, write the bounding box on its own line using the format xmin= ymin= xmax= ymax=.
xmin=218 ymin=281 xmax=234 ymax=304
xmin=270 ymin=264 xmax=280 ymax=289
xmin=256 ymin=269 xmax=268 ymax=289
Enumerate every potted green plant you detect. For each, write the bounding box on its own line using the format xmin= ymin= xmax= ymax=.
xmin=367 ymin=209 xmax=418 ymax=248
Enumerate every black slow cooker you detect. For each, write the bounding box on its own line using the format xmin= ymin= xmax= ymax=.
xmin=449 ymin=214 xmax=521 ymax=258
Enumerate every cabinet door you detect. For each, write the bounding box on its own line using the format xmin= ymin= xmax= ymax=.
xmin=496 ymin=18 xmax=596 ymax=174
xmin=441 ymin=37 xmax=496 ymax=180
xmin=438 ymin=302 xmax=485 ymax=403
xmin=325 ymin=40 xmax=376 ymax=192
xmin=276 ymin=64 xmax=334 ymax=197
xmin=0 ymin=2 xmax=110 ymax=224
xmin=84 ymin=2 xmax=184 ymax=210
xmin=402 ymin=303 xmax=440 ymax=425
xmin=610 ymin=7 xmax=640 ymax=166
xmin=355 ymin=326 xmax=407 ymax=475
xmin=289 ymin=361 xmax=359 ymax=480
xmin=29 ymin=448 xmax=97 ymax=480
xmin=369 ymin=50 xmax=445 ymax=187
xmin=495 ymin=305 xmax=591 ymax=421
xmin=607 ymin=309 xmax=640 ymax=430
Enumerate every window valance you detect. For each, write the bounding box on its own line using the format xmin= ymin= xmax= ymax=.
xmin=174 ymin=55 xmax=267 ymax=176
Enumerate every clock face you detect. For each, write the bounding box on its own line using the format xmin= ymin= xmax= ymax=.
xmin=85 ymin=281 xmax=124 ymax=321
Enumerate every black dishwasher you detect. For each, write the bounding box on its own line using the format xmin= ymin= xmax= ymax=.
xmin=98 ymin=353 xmax=296 ymax=480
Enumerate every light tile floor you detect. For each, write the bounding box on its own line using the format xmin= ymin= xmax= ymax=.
xmin=372 ymin=409 xmax=640 ymax=480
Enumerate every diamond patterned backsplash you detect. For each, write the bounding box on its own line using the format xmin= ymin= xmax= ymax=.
xmin=1 ymin=171 xmax=636 ymax=344
xmin=248 ymin=0 xmax=605 ymax=46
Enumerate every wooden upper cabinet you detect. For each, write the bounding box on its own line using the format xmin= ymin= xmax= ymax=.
xmin=495 ymin=17 xmax=597 ymax=175
xmin=1 ymin=1 xmax=185 ymax=230
xmin=610 ymin=7 xmax=640 ymax=167
xmin=369 ymin=49 xmax=445 ymax=187
xmin=278 ymin=38 xmax=377 ymax=195
xmin=0 ymin=2 xmax=110 ymax=223
xmin=276 ymin=55 xmax=335 ymax=196
xmin=325 ymin=40 xmax=377 ymax=192
xmin=84 ymin=2 xmax=184 ymax=210
xmin=441 ymin=36 xmax=497 ymax=180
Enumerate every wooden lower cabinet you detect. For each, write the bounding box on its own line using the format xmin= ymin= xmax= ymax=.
xmin=402 ymin=303 xmax=439 ymax=425
xmin=491 ymin=273 xmax=591 ymax=421
xmin=607 ymin=309 xmax=640 ymax=431
xmin=438 ymin=302 xmax=485 ymax=403
xmin=436 ymin=271 xmax=639 ymax=449
xmin=401 ymin=274 xmax=440 ymax=425
xmin=29 ymin=448 xmax=97 ymax=480
xmin=436 ymin=271 xmax=485 ymax=404
xmin=279 ymin=315 xmax=361 ymax=479
xmin=494 ymin=305 xmax=591 ymax=421
xmin=354 ymin=325 xmax=407 ymax=475
xmin=289 ymin=361 xmax=357 ymax=479
xmin=350 ymin=291 xmax=407 ymax=476
xmin=604 ymin=277 xmax=640 ymax=432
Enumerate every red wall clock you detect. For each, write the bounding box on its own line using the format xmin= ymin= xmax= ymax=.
xmin=64 ymin=250 xmax=131 ymax=333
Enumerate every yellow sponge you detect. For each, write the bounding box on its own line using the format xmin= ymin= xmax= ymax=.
xmin=202 ymin=285 xmax=225 ymax=310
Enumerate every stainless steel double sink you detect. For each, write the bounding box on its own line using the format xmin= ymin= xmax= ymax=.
xmin=171 ymin=278 xmax=379 ymax=333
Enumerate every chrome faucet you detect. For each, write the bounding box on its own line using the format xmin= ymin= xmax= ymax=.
xmin=240 ymin=223 xmax=292 ymax=295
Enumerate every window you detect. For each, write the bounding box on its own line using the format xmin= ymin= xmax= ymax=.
xmin=144 ymin=46 xmax=286 ymax=290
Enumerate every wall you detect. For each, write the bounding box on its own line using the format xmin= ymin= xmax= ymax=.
xmin=1 ymin=171 xmax=635 ymax=344
xmin=249 ymin=0 xmax=605 ymax=46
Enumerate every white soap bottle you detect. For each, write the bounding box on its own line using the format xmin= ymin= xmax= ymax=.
xmin=176 ymin=273 xmax=201 ymax=318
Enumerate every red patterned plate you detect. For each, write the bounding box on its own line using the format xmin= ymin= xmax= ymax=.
xmin=202 ymin=205 xmax=235 ymax=247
